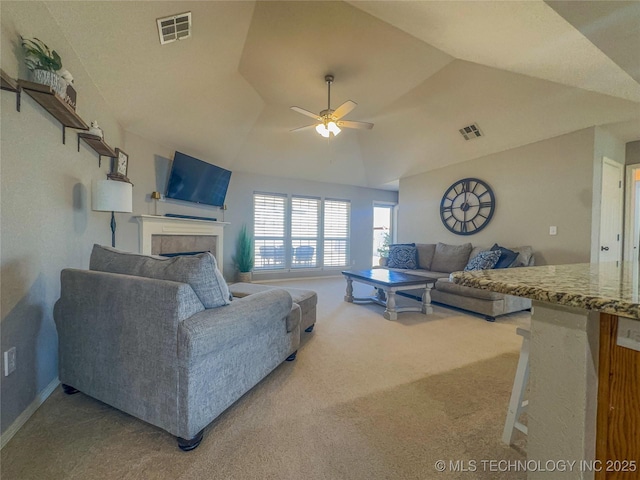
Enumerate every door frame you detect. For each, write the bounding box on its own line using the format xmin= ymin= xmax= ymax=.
xmin=624 ymin=163 xmax=640 ymax=262
xmin=372 ymin=201 xmax=397 ymax=266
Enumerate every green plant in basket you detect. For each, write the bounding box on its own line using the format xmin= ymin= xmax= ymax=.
xmin=21 ymin=37 xmax=62 ymax=72
xmin=233 ymin=224 xmax=254 ymax=273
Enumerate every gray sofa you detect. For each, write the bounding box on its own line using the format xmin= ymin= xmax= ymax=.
xmin=381 ymin=242 xmax=534 ymax=321
xmin=54 ymin=245 xmax=300 ymax=451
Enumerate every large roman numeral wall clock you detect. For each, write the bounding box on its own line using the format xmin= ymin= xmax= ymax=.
xmin=440 ymin=178 xmax=495 ymax=235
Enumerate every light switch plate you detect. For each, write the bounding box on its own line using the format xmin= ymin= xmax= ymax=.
xmin=549 ymin=226 xmax=557 ymax=235
xmin=4 ymin=347 xmax=16 ymax=376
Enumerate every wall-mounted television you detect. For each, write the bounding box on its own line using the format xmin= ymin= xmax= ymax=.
xmin=166 ymin=151 xmax=232 ymax=207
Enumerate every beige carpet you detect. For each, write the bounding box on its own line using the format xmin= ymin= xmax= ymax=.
xmin=1 ymin=277 xmax=528 ymax=479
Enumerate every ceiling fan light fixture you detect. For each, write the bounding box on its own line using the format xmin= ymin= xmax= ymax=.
xmin=316 ymin=124 xmax=330 ymax=138
xmin=291 ymin=74 xmax=374 ymax=137
xmin=327 ymin=121 xmax=341 ymax=136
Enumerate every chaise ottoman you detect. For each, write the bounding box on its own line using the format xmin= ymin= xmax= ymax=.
xmin=229 ymin=283 xmax=318 ymax=333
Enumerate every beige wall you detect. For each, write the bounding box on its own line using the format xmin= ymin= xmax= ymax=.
xmin=398 ymin=128 xmax=597 ymax=265
xmin=118 ymin=131 xmax=398 ymax=281
xmin=1 ymin=2 xmax=124 ymax=434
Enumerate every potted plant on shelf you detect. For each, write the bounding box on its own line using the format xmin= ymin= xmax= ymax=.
xmin=21 ymin=37 xmax=69 ymax=98
xmin=233 ymin=224 xmax=254 ymax=283
xmin=377 ymin=231 xmax=391 ymax=266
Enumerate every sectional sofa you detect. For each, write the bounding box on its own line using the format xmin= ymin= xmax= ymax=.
xmin=380 ymin=242 xmax=534 ymax=321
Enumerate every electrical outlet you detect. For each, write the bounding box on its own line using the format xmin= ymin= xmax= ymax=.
xmin=549 ymin=226 xmax=557 ymax=236
xmin=4 ymin=347 xmax=16 ymax=376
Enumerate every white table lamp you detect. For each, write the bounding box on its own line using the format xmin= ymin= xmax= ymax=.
xmin=92 ymin=179 xmax=133 ymax=247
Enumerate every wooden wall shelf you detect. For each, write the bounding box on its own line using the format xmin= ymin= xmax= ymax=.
xmin=107 ymin=173 xmax=133 ymax=185
xmin=1 ymin=69 xmax=18 ymax=92
xmin=9 ymin=76 xmax=119 ymax=171
xmin=1 ymin=69 xmax=21 ymax=111
xmin=77 ymin=133 xmax=116 ymax=167
xmin=18 ymin=80 xmax=88 ymax=143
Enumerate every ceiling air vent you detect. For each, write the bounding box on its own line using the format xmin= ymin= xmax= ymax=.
xmin=459 ymin=123 xmax=483 ymax=141
xmin=157 ymin=12 xmax=191 ymax=45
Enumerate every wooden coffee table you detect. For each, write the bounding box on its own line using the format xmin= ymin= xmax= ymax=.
xmin=342 ymin=269 xmax=437 ymax=320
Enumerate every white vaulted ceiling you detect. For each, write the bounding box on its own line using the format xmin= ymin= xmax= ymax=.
xmin=29 ymin=1 xmax=640 ymax=189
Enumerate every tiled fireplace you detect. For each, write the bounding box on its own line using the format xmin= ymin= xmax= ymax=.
xmin=136 ymin=215 xmax=228 ymax=271
xmin=151 ymin=235 xmax=217 ymax=257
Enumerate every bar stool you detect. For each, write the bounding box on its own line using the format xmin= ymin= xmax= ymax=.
xmin=502 ymin=326 xmax=530 ymax=446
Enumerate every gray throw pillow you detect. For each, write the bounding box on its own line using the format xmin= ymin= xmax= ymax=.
xmin=430 ymin=242 xmax=473 ymax=273
xmin=415 ymin=244 xmax=436 ymax=270
xmin=508 ymin=246 xmax=534 ymax=267
xmin=89 ymin=244 xmax=231 ymax=309
xmin=464 ymin=250 xmax=501 ymax=271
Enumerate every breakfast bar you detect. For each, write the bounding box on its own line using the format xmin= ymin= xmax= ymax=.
xmin=451 ymin=263 xmax=639 ymax=480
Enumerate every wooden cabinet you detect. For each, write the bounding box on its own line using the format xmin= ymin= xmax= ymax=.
xmin=596 ymin=314 xmax=640 ymax=480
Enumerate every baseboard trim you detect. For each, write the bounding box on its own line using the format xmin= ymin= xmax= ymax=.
xmin=0 ymin=376 xmax=60 ymax=449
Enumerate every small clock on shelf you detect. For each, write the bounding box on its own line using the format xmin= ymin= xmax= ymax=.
xmin=108 ymin=148 xmax=130 ymax=183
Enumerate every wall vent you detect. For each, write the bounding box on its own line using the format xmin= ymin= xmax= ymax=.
xmin=157 ymin=12 xmax=192 ymax=45
xmin=459 ymin=123 xmax=483 ymax=141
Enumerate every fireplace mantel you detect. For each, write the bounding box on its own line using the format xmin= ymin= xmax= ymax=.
xmin=135 ymin=215 xmax=229 ymax=271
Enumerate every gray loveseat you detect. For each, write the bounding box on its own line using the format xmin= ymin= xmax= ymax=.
xmin=380 ymin=242 xmax=534 ymax=321
xmin=54 ymin=245 xmax=300 ymax=451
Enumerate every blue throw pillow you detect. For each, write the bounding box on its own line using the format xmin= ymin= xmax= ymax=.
xmin=464 ymin=250 xmax=501 ymax=271
xmin=490 ymin=244 xmax=519 ymax=269
xmin=387 ymin=244 xmax=418 ymax=269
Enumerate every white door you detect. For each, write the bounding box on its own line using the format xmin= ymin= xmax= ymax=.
xmin=599 ymin=157 xmax=623 ymax=264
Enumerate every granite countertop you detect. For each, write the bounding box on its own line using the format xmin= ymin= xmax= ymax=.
xmin=451 ymin=262 xmax=640 ymax=319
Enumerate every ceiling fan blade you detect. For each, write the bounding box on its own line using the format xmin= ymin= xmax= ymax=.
xmin=337 ymin=120 xmax=374 ymax=130
xmin=290 ymin=124 xmax=318 ymax=133
xmin=332 ymin=100 xmax=357 ymax=120
xmin=290 ymin=106 xmax=321 ymax=121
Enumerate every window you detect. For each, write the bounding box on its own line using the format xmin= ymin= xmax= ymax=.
xmin=254 ymin=193 xmax=286 ymax=270
xmin=373 ymin=203 xmax=394 ymax=266
xmin=291 ymin=197 xmax=319 ymax=268
xmin=323 ymin=199 xmax=350 ymax=267
xmin=254 ymin=193 xmax=350 ymax=270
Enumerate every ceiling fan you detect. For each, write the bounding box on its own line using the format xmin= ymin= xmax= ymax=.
xmin=290 ymin=75 xmax=374 ymax=138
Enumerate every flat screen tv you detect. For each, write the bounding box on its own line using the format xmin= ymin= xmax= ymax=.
xmin=166 ymin=152 xmax=232 ymax=207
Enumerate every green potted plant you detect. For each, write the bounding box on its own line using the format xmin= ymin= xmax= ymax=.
xmin=377 ymin=231 xmax=391 ymax=266
xmin=233 ymin=224 xmax=254 ymax=282
xmin=21 ymin=36 xmax=68 ymax=97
